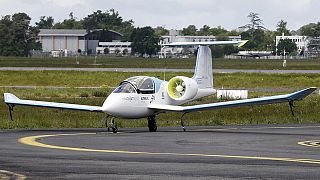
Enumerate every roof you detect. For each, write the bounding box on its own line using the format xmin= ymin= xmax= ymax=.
xmin=39 ymin=29 xmax=87 ymax=37
xmin=39 ymin=29 xmax=123 ymax=37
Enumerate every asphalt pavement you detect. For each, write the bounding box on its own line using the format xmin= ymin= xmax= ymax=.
xmin=1 ymin=125 xmax=320 ymax=179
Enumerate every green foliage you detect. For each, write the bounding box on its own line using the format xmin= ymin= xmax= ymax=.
xmin=182 ymin=25 xmax=197 ymax=35
xmin=130 ymin=27 xmax=160 ymax=56
xmin=240 ymin=12 xmax=265 ymax=31
xmin=299 ymin=22 xmax=320 ymax=37
xmin=275 ymin=20 xmax=291 ymax=36
xmin=53 ymin=12 xmax=83 ymax=29
xmin=36 ymin=16 xmax=54 ymax=29
xmin=277 ymin=39 xmax=298 ymax=55
xmin=0 ymin=13 xmax=40 ymax=56
xmin=154 ymin=26 xmax=169 ymax=36
xmin=82 ymin=9 xmax=134 ymax=41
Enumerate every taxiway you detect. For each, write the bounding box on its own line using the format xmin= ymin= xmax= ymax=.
xmin=0 ymin=125 xmax=320 ymax=179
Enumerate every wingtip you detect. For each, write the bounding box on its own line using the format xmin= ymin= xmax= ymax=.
xmin=4 ymin=93 xmax=20 ymax=103
xmin=238 ymin=40 xmax=248 ymax=48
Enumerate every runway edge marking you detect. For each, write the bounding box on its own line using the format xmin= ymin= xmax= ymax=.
xmin=19 ymin=133 xmax=320 ymax=165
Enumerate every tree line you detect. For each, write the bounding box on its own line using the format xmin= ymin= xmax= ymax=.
xmin=0 ymin=10 xmax=319 ymax=57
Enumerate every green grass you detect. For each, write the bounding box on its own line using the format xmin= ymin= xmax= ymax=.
xmin=0 ymin=70 xmax=319 ymax=129
xmin=0 ymin=71 xmax=319 ymax=89
xmin=1 ymin=56 xmax=320 ymax=70
xmin=0 ymin=91 xmax=319 ymax=129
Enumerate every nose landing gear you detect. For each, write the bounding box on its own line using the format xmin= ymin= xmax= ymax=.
xmin=147 ymin=116 xmax=157 ymax=132
xmin=105 ymin=116 xmax=118 ymax=133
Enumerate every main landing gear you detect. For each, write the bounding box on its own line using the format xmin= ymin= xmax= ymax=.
xmin=147 ymin=116 xmax=157 ymax=132
xmin=105 ymin=116 xmax=118 ymax=133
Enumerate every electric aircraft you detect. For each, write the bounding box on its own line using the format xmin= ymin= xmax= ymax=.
xmin=3 ymin=40 xmax=317 ymax=133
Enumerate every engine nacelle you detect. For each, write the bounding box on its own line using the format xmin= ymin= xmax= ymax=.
xmin=167 ymin=76 xmax=198 ymax=101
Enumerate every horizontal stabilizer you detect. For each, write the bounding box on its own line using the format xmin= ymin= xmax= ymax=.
xmin=148 ymin=87 xmax=317 ymax=112
xmin=163 ymin=40 xmax=248 ymax=47
xmin=4 ymin=93 xmax=103 ymax=112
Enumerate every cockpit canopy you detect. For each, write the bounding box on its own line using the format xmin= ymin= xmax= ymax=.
xmin=113 ymin=76 xmax=156 ymax=94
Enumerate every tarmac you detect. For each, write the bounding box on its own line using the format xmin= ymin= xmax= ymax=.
xmin=1 ymin=125 xmax=320 ymax=179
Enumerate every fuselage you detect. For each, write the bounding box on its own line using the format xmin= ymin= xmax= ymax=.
xmin=101 ymin=76 xmax=216 ymax=119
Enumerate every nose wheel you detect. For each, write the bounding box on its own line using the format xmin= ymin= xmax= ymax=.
xmin=105 ymin=116 xmax=118 ymax=133
xmin=147 ymin=116 xmax=157 ymax=132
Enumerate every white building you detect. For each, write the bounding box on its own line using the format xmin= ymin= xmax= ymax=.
xmin=159 ymin=30 xmax=242 ymax=57
xmin=96 ymin=41 xmax=132 ymax=55
xmin=275 ymin=33 xmax=309 ymax=55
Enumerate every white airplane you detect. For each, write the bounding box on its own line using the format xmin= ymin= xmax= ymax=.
xmin=3 ymin=40 xmax=317 ymax=133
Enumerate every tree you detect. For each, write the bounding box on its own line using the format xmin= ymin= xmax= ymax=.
xmin=0 ymin=13 xmax=40 ymax=56
xmin=182 ymin=25 xmax=197 ymax=35
xmin=53 ymin=12 xmax=83 ymax=29
xmin=277 ymin=39 xmax=297 ymax=55
xmin=209 ymin=26 xmax=228 ymax=36
xmin=299 ymin=22 xmax=320 ymax=37
xmin=198 ymin=25 xmax=211 ymax=36
xmin=210 ymin=46 xmax=224 ymax=58
xmin=82 ymin=9 xmax=134 ymax=41
xmin=36 ymin=16 xmax=54 ymax=29
xmin=240 ymin=12 xmax=267 ymax=50
xmin=131 ymin=26 xmax=160 ymax=56
xmin=275 ymin=20 xmax=291 ymax=36
xmin=154 ymin=26 xmax=169 ymax=36
xmin=240 ymin=12 xmax=265 ymax=31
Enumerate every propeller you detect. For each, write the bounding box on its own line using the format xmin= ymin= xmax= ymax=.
xmin=170 ymin=78 xmax=186 ymax=98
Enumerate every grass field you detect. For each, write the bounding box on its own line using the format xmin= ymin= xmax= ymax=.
xmin=1 ymin=56 xmax=320 ymax=70
xmin=1 ymin=71 xmax=320 ymax=89
xmin=0 ymin=71 xmax=319 ymax=129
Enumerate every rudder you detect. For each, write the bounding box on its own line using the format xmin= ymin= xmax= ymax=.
xmin=192 ymin=46 xmax=213 ymax=89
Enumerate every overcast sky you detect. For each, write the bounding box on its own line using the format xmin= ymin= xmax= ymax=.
xmin=0 ymin=0 xmax=318 ymax=31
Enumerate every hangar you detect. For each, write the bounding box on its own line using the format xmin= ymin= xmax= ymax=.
xmin=38 ymin=29 xmax=122 ymax=55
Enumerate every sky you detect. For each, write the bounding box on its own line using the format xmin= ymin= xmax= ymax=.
xmin=0 ymin=0 xmax=318 ymax=31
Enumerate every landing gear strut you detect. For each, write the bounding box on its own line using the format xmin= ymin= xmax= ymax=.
xmin=7 ymin=104 xmax=15 ymax=121
xmin=147 ymin=116 xmax=157 ymax=132
xmin=106 ymin=116 xmax=118 ymax=133
xmin=180 ymin=113 xmax=188 ymax=132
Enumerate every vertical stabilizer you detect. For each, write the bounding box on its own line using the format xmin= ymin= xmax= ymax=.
xmin=192 ymin=46 xmax=213 ymax=89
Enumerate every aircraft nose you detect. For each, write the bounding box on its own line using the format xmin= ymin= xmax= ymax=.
xmin=102 ymin=93 xmax=119 ymax=115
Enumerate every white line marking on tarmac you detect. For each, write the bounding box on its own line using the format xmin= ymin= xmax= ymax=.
xmin=298 ymin=140 xmax=320 ymax=148
xmin=19 ymin=133 xmax=320 ymax=165
xmin=0 ymin=170 xmax=26 ymax=180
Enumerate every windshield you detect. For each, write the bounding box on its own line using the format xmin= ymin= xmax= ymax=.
xmin=113 ymin=82 xmax=136 ymax=93
xmin=113 ymin=76 xmax=155 ymax=94
xmin=125 ymin=76 xmax=155 ymax=94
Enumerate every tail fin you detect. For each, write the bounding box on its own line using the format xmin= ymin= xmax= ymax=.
xmin=192 ymin=46 xmax=213 ymax=89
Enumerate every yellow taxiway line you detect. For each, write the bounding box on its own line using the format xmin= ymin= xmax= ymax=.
xmin=19 ymin=133 xmax=320 ymax=165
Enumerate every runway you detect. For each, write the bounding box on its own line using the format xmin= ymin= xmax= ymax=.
xmin=1 ymin=67 xmax=320 ymax=73
xmin=1 ymin=125 xmax=320 ymax=179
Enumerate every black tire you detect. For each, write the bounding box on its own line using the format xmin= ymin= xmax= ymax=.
xmin=112 ymin=126 xmax=118 ymax=133
xmin=148 ymin=116 xmax=157 ymax=132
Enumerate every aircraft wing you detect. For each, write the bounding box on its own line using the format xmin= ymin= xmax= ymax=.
xmin=163 ymin=40 xmax=248 ymax=48
xmin=148 ymin=87 xmax=317 ymax=112
xmin=4 ymin=93 xmax=103 ymax=112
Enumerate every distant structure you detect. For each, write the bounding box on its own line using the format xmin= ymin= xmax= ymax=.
xmin=159 ymin=30 xmax=242 ymax=57
xmin=96 ymin=42 xmax=132 ymax=55
xmin=38 ymin=29 xmax=122 ymax=56
xmin=275 ymin=33 xmax=309 ymax=56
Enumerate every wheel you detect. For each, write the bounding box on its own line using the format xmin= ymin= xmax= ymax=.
xmin=148 ymin=116 xmax=157 ymax=132
xmin=112 ymin=126 xmax=118 ymax=133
